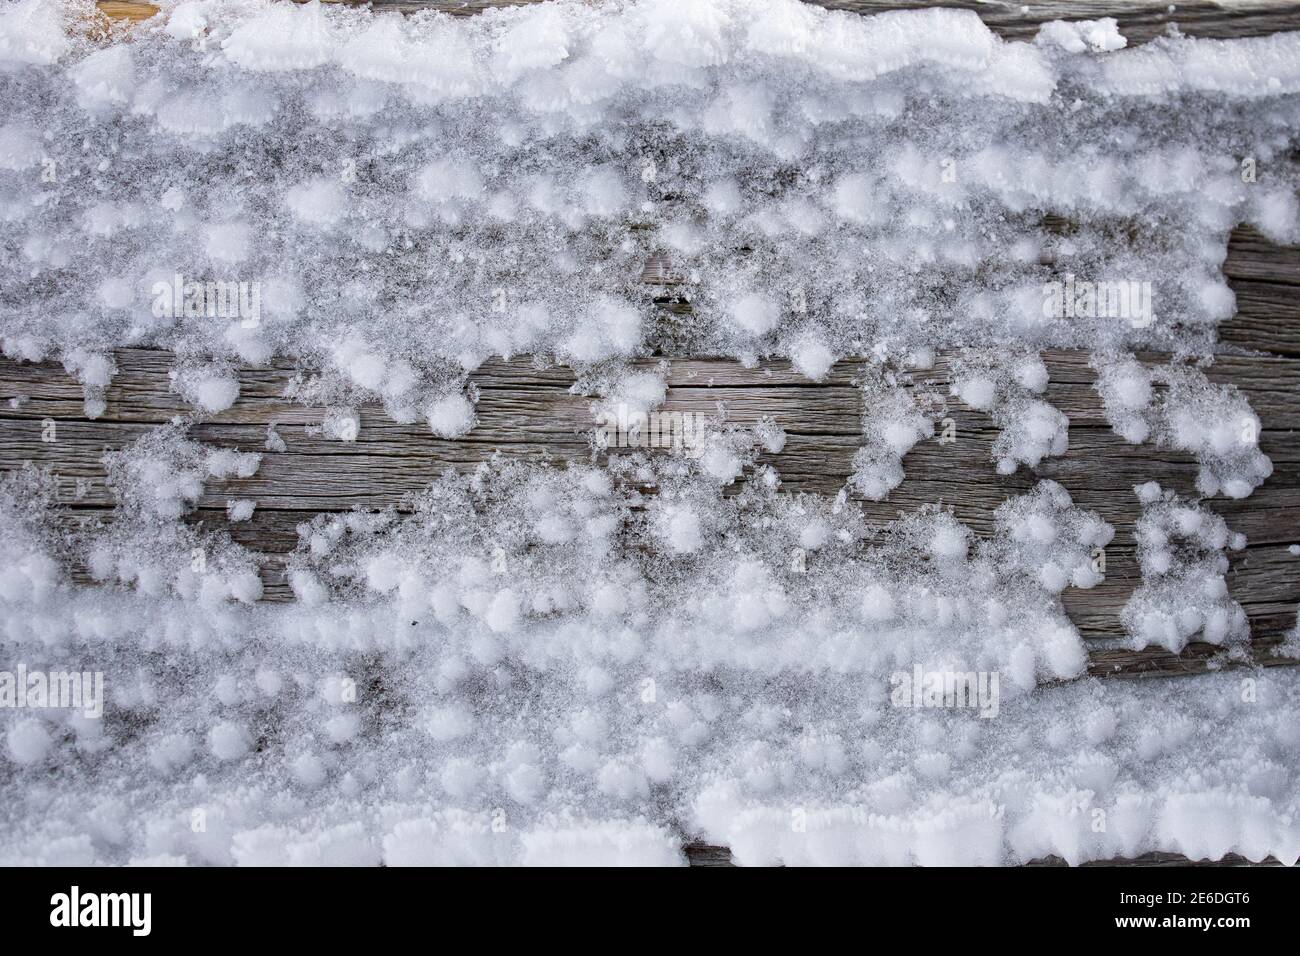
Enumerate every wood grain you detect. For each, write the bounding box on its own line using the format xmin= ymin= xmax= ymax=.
xmin=94 ymin=1 xmax=157 ymax=19
xmin=3 ymin=343 xmax=1298 ymax=677
xmin=682 ymin=843 xmax=1290 ymax=866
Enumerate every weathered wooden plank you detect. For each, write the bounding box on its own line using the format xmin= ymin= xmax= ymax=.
xmin=1087 ymin=632 xmax=1298 ymax=677
xmin=681 ymin=842 xmax=1290 ymax=867
xmin=3 ymin=346 xmax=1298 ymax=679
xmin=1221 ymin=225 xmax=1300 ymax=288
xmin=1218 ymin=280 xmax=1300 ymax=357
xmin=807 ymin=0 xmax=1300 ymax=42
xmin=92 ymin=0 xmax=1300 ymax=44
xmin=350 ymin=1 xmax=1300 ymax=43
xmin=10 ymin=345 xmax=1300 ymax=427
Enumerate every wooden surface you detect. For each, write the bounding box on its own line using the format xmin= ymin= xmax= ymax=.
xmin=31 ymin=0 xmax=1300 ymax=869
xmin=4 ymin=344 xmax=1298 ymax=678
xmin=683 ymin=844 xmax=1289 ymax=866
xmin=92 ymin=0 xmax=1300 ymax=44
xmin=355 ymin=0 xmax=1300 ymax=44
xmin=4 ymin=231 xmax=1299 ymax=679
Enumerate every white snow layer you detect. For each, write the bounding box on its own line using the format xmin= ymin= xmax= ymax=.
xmin=1 ymin=433 xmax=1297 ymax=867
xmin=1 ymin=0 xmax=1299 ymax=866
xmin=1 ymin=0 xmax=1298 ymax=414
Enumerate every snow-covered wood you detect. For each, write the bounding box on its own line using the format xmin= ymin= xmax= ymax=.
xmin=10 ymin=0 xmax=1293 ymax=870
xmin=3 ymin=343 xmax=1297 ymax=677
xmin=93 ymin=0 xmax=1300 ymax=44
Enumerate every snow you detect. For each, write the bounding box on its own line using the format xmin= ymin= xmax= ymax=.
xmin=1122 ymin=483 xmax=1249 ymax=653
xmin=426 ymin=393 xmax=476 ymax=439
xmin=208 ymin=721 xmax=251 ymax=762
xmin=950 ymin=353 xmax=1068 ymax=474
xmin=6 ymin=718 xmax=52 ymax=765
xmin=0 ymin=0 xmax=1296 ymax=867
xmin=185 ymin=373 xmax=241 ymax=414
xmin=5 ymin=430 xmax=1294 ymax=865
xmin=728 ymin=295 xmax=780 ymax=338
xmin=792 ymin=337 xmax=836 ymax=382
xmin=2 ymin=0 xmax=1294 ymax=412
xmin=851 ymin=371 xmax=935 ymax=500
xmin=226 ymin=499 xmax=256 ymax=522
xmin=1035 ymin=18 xmax=1126 ymax=55
xmin=0 ymin=0 xmax=68 ymax=71
xmin=1094 ymin=358 xmax=1273 ymax=499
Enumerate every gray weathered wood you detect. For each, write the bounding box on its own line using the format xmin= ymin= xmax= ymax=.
xmin=3 ymin=223 xmax=1298 ymax=676
xmin=327 ymin=0 xmax=1300 ymax=43
xmin=4 ymin=344 xmax=1298 ymax=680
xmin=93 ymin=1 xmax=1300 ymax=44
xmin=682 ymin=842 xmax=1289 ymax=866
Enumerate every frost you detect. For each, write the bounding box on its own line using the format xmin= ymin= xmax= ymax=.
xmin=0 ymin=0 xmax=1296 ymax=410
xmin=951 ymin=352 xmax=1068 ymax=474
xmin=0 ymin=0 xmax=68 ymax=71
xmin=1122 ymin=484 xmax=1249 ymax=653
xmin=1094 ymin=357 xmax=1272 ymax=499
xmin=426 ymin=392 xmax=476 ymax=439
xmin=226 ymin=499 xmax=256 ymax=522
xmin=0 ymin=444 xmax=1176 ymax=866
xmin=0 ymin=0 xmax=1297 ymax=868
xmin=6 ymin=719 xmax=52 ymax=765
xmin=850 ymin=370 xmax=935 ymax=500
